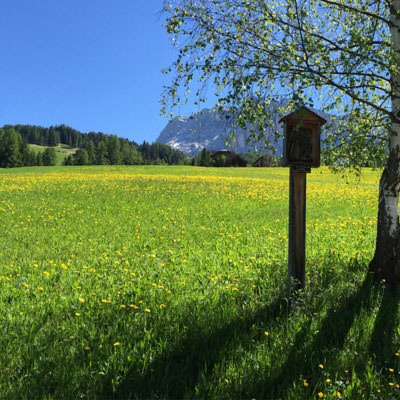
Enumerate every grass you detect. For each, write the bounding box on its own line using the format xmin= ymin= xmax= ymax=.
xmin=0 ymin=165 xmax=399 ymax=399
xmin=28 ymin=143 xmax=79 ymax=165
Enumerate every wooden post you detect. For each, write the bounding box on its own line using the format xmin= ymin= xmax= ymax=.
xmin=288 ymin=166 xmax=310 ymax=290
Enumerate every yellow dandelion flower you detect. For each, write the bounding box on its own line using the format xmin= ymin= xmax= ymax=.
xmin=79 ymin=298 xmax=85 ymax=303
xmin=337 ymin=392 xmax=341 ymax=397
xmin=389 ymin=368 xmax=394 ymax=372
xmin=84 ymin=346 xmax=90 ymax=350
xmin=303 ymin=380 xmax=309 ymax=387
xmin=326 ymin=378 xmax=331 ymax=383
xmin=113 ymin=342 xmax=120 ymax=346
xmin=145 ymin=308 xmax=151 ymax=313
xmin=75 ymin=313 xmax=80 ymax=316
xmin=120 ymin=304 xmax=126 ymax=308
xmin=264 ymin=331 xmax=269 ymax=336
xmin=389 ymin=382 xmax=394 ymax=386
xmin=318 ymin=364 xmax=324 ymax=369
xmin=318 ymin=392 xmax=324 ymax=398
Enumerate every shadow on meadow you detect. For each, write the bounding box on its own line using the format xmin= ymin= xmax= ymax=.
xmin=111 ymin=291 xmax=289 ymax=399
xmin=369 ymin=285 xmax=400 ymax=371
xmin=242 ymin=273 xmax=380 ymax=399
xmin=102 ymin=262 xmax=399 ymax=400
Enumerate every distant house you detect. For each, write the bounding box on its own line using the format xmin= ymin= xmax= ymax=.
xmin=253 ymin=154 xmax=278 ymax=167
xmin=211 ymin=150 xmax=247 ymax=167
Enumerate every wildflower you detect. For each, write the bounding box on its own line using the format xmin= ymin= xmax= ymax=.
xmin=337 ymin=392 xmax=341 ymax=397
xmin=303 ymin=380 xmax=309 ymax=387
xmin=79 ymin=298 xmax=85 ymax=303
xmin=318 ymin=364 xmax=324 ymax=369
xmin=84 ymin=346 xmax=90 ymax=350
xmin=389 ymin=368 xmax=394 ymax=372
xmin=326 ymin=378 xmax=331 ymax=383
xmin=389 ymin=382 xmax=394 ymax=386
xmin=120 ymin=304 xmax=126 ymax=308
xmin=264 ymin=331 xmax=269 ymax=336
xmin=75 ymin=313 xmax=80 ymax=316
xmin=318 ymin=392 xmax=324 ymax=398
xmin=144 ymin=308 xmax=151 ymax=313
xmin=113 ymin=342 xmax=120 ymax=346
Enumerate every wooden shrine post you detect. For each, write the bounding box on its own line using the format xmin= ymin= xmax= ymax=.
xmin=280 ymin=107 xmax=326 ymax=291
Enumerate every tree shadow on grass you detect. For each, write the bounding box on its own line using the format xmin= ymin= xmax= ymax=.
xmin=101 ymin=268 xmax=392 ymax=400
xmin=110 ymin=293 xmax=289 ymax=399
xmin=239 ymin=274 xmax=378 ymax=399
xmin=369 ymin=285 xmax=400 ymax=372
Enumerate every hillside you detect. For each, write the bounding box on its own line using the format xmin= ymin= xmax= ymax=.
xmin=28 ymin=144 xmax=79 ymax=165
xmin=0 ymin=124 xmax=186 ymax=168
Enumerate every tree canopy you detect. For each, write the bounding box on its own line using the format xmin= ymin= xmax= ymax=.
xmin=162 ymin=0 xmax=394 ymax=168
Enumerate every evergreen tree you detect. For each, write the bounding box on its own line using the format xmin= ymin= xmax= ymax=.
xmin=96 ymin=140 xmax=108 ymax=165
xmin=74 ymin=149 xmax=89 ymax=165
xmin=0 ymin=128 xmax=22 ymax=168
xmin=36 ymin=152 xmax=43 ymax=166
xmin=42 ymin=148 xmax=57 ymax=166
xmin=85 ymin=141 xmax=96 ymax=164
xmin=107 ymin=135 xmax=121 ymax=165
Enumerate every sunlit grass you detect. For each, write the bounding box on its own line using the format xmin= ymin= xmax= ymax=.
xmin=0 ymin=165 xmax=398 ymax=399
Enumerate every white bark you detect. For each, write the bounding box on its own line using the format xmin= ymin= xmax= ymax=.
xmin=385 ymin=0 xmax=400 ymax=237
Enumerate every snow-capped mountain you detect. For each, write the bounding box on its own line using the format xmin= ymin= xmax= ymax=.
xmin=157 ymin=107 xmax=333 ymax=156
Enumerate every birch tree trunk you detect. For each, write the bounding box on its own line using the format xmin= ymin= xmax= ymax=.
xmin=369 ymin=0 xmax=400 ymax=286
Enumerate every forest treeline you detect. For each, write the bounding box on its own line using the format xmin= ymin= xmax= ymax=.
xmin=0 ymin=124 xmax=186 ymax=168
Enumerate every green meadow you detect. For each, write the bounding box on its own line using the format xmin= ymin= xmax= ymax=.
xmin=28 ymin=144 xmax=79 ymax=165
xmin=0 ymin=165 xmax=398 ymax=399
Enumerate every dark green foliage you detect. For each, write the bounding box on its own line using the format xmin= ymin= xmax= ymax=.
xmin=73 ymin=149 xmax=89 ymax=166
xmin=137 ymin=141 xmax=186 ymax=165
xmin=42 ymin=148 xmax=57 ymax=166
xmin=240 ymin=152 xmax=258 ymax=166
xmin=0 ymin=124 xmax=187 ymax=168
xmin=198 ymin=148 xmax=213 ymax=166
xmin=95 ymin=140 xmax=108 ymax=165
xmin=0 ymin=128 xmax=38 ymax=168
xmin=85 ymin=141 xmax=96 ymax=165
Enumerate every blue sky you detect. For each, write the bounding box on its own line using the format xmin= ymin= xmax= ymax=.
xmin=0 ymin=1 xmax=208 ymax=143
